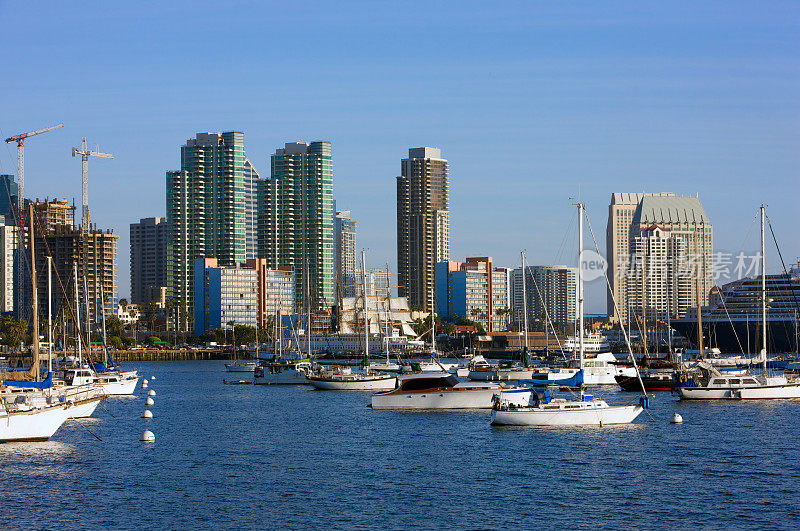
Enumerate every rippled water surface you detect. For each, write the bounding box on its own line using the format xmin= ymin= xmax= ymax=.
xmin=1 ymin=360 xmax=799 ymax=529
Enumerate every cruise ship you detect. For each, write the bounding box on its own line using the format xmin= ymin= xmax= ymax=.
xmin=672 ymin=262 xmax=800 ymax=354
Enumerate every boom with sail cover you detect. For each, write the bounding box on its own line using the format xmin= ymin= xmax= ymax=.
xmin=520 ymin=370 xmax=584 ymax=388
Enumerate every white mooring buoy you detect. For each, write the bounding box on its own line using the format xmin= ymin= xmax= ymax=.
xmin=671 ymin=413 xmax=683 ymax=424
xmin=140 ymin=430 xmax=155 ymax=442
xmin=142 ymin=381 xmax=148 ymax=389
xmin=141 ymin=409 xmax=153 ymax=419
xmin=145 ymin=397 xmax=155 ymax=406
xmin=151 ymin=376 xmax=156 ymax=380
xmin=148 ymin=389 xmax=156 ymax=397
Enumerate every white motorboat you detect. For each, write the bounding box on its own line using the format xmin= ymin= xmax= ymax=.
xmin=489 ymin=204 xmax=648 ymax=427
xmin=0 ymin=390 xmax=74 ymax=442
xmin=371 ymin=372 xmax=532 ymax=409
xmin=308 ymin=366 xmax=396 ymax=391
xmin=225 ymin=360 xmax=259 ymax=373
xmin=491 ymin=391 xmax=645 ymax=426
xmin=254 ymin=360 xmax=312 ymax=385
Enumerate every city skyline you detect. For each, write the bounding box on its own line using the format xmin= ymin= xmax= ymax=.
xmin=2 ymin=2 xmax=798 ymax=312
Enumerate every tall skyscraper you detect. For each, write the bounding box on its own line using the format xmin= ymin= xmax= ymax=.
xmin=259 ymin=141 xmax=334 ymax=312
xmin=130 ymin=217 xmax=168 ymax=305
xmin=511 ymin=265 xmax=577 ymax=331
xmin=334 ymin=210 xmax=357 ymax=298
xmin=166 ymin=132 xmax=249 ymax=321
xmin=396 ymin=147 xmax=449 ymax=312
xmin=243 ymin=157 xmax=261 ymax=260
xmin=606 ymin=193 xmax=713 ymax=321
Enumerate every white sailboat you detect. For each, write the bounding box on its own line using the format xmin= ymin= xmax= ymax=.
xmin=308 ymin=250 xmax=395 ymax=391
xmin=0 ymin=205 xmax=77 ymax=440
xmin=676 ymin=205 xmax=800 ymax=400
xmin=491 ymin=203 xmax=647 ymax=426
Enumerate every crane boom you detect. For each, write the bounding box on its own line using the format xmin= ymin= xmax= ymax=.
xmin=4 ymin=123 xmax=64 ymax=144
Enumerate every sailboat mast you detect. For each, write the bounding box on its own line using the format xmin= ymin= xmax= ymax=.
xmin=578 ymin=203 xmax=584 ymax=368
xmin=361 ymin=250 xmax=369 ymax=364
xmin=47 ymin=256 xmax=52 ymax=373
xmin=306 ymin=259 xmax=311 ymax=360
xmin=83 ymin=276 xmax=90 ymax=365
xmin=74 ymin=264 xmax=81 ymax=366
xmin=100 ymin=285 xmax=107 ymax=365
xmin=385 ymin=261 xmax=390 ymax=360
xmin=521 ymin=251 xmax=529 ymax=352
xmin=667 ymin=258 xmax=672 ymax=354
xmin=761 ymin=204 xmax=767 ymax=374
xmin=29 ymin=204 xmax=41 ymax=381
xmin=695 ymin=226 xmax=704 ymax=357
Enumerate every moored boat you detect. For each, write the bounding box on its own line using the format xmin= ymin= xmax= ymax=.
xmin=371 ymin=372 xmax=532 ymax=409
xmin=254 ymin=359 xmax=312 ymax=385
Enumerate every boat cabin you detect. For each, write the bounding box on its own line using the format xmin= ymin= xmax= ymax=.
xmin=397 ymin=374 xmax=459 ymax=392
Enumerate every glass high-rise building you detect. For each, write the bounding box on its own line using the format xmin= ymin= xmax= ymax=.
xmin=166 ymin=132 xmax=250 ymax=322
xmin=259 ymin=141 xmax=334 ymax=312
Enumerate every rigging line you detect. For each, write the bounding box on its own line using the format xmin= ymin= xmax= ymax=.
xmin=716 ymin=291 xmax=746 ymax=356
xmin=554 ymin=208 xmax=577 ymax=265
xmin=765 ymin=212 xmax=800 ymax=315
xmin=71 ymin=418 xmax=103 ymax=441
xmin=583 ymin=208 xmax=648 ymax=399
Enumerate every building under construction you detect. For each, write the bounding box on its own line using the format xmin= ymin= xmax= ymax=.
xmin=18 ymin=199 xmax=118 ymax=337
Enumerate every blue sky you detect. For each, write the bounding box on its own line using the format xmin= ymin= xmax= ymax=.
xmin=1 ymin=1 xmax=798 ymax=312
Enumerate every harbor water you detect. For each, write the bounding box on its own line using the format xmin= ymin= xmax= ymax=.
xmin=1 ymin=360 xmax=799 ymax=529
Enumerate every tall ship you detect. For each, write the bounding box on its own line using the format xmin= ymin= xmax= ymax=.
xmin=672 ymin=261 xmax=800 ymax=354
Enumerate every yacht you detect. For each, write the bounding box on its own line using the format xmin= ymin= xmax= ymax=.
xmin=371 ymin=372 xmax=533 ymax=409
xmin=253 ymin=360 xmax=312 ymax=385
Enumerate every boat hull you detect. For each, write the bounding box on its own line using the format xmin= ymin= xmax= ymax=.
xmin=371 ymin=387 xmax=532 ymax=409
xmin=616 ymin=374 xmax=674 ymax=392
xmin=0 ymin=403 xmax=73 ymax=442
xmin=99 ymin=375 xmax=139 ymax=395
xmin=678 ymin=383 xmax=800 ymax=400
xmin=308 ymin=375 xmax=396 ymax=391
xmin=490 ymin=404 xmax=643 ymax=426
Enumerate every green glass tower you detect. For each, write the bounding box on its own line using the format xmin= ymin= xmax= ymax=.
xmin=167 ymin=131 xmax=249 ymax=325
xmin=259 ymin=141 xmax=334 ymax=312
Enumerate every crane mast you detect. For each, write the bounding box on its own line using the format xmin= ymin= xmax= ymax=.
xmin=4 ymin=123 xmax=63 ymax=319
xmin=71 ymin=138 xmax=113 ymax=334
